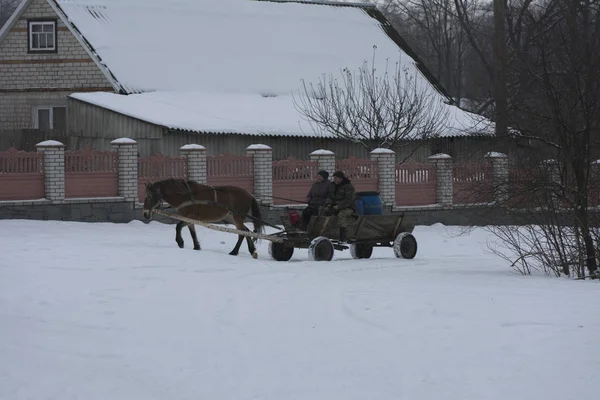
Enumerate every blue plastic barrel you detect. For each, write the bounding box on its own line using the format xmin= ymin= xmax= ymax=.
xmin=355 ymin=199 xmax=365 ymax=215
xmin=355 ymin=191 xmax=383 ymax=215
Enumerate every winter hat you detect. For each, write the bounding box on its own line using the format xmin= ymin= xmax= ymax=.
xmin=332 ymin=170 xmax=345 ymax=179
xmin=317 ymin=170 xmax=329 ymax=179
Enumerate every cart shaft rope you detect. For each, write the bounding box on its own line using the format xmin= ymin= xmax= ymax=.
xmin=152 ymin=209 xmax=285 ymax=243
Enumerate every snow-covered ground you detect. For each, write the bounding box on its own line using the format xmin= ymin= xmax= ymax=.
xmin=1 ymin=219 xmax=598 ymax=400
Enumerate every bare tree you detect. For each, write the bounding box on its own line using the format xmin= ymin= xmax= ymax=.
xmin=482 ymin=0 xmax=600 ymax=279
xmin=380 ymin=0 xmax=472 ymax=105
xmin=293 ymin=53 xmax=450 ymax=152
xmin=379 ymin=0 xmax=494 ymax=112
xmin=0 ymin=0 xmax=19 ymax=30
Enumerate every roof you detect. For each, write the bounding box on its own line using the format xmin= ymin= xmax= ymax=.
xmin=52 ymin=0 xmax=450 ymax=97
xmin=69 ymin=91 xmax=493 ymax=138
xmin=1 ymin=0 xmax=494 ymax=138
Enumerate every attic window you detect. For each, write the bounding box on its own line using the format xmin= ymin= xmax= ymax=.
xmin=28 ymin=20 xmax=57 ymax=52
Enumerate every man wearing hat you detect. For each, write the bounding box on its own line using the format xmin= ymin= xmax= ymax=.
xmin=301 ymin=170 xmax=333 ymax=229
xmin=324 ymin=170 xmax=356 ymax=242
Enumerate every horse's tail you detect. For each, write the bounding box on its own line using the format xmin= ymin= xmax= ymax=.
xmin=250 ymin=197 xmax=265 ymax=236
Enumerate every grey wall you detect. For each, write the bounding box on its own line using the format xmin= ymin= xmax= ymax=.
xmin=2 ymin=200 xmax=596 ymax=229
xmin=0 ymin=200 xmax=139 ymax=223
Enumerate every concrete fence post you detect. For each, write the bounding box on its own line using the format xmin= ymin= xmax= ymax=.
xmin=429 ymin=153 xmax=453 ymax=206
xmin=540 ymin=159 xmax=561 ymax=208
xmin=110 ymin=138 xmax=138 ymax=202
xmin=309 ymin=149 xmax=336 ymax=177
xmin=35 ymin=140 xmax=65 ymax=201
xmin=180 ymin=144 xmax=207 ymax=184
xmin=485 ymin=152 xmax=509 ymax=203
xmin=246 ymin=144 xmax=273 ymax=205
xmin=370 ymin=148 xmax=396 ymax=206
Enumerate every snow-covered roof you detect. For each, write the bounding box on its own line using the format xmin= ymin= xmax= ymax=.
xmin=30 ymin=0 xmax=492 ymax=138
xmin=53 ymin=0 xmax=443 ymax=95
xmin=69 ymin=91 xmax=493 ymax=138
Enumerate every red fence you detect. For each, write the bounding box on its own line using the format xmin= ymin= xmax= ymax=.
xmin=335 ymin=157 xmax=378 ymax=192
xmin=395 ymin=162 xmax=437 ymax=206
xmin=3 ymin=146 xmax=557 ymax=209
xmin=207 ymin=153 xmax=254 ymax=194
xmin=453 ymin=161 xmax=494 ymax=204
xmin=272 ymin=157 xmax=319 ymax=205
xmin=137 ymin=154 xmax=187 ymax=202
xmin=0 ymin=148 xmax=45 ymax=200
xmin=65 ymin=147 xmax=118 ymax=198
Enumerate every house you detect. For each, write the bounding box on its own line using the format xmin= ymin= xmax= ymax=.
xmin=0 ymin=0 xmax=495 ymax=160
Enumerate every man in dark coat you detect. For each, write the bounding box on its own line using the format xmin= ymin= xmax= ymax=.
xmin=301 ymin=170 xmax=333 ymax=229
xmin=324 ymin=170 xmax=356 ymax=242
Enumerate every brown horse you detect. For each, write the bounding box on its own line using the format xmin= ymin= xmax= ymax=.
xmin=142 ymin=178 xmax=264 ymax=258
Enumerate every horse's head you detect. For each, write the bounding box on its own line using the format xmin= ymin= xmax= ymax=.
xmin=142 ymin=182 xmax=162 ymax=220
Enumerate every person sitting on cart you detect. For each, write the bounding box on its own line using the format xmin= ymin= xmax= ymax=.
xmin=301 ymin=170 xmax=333 ymax=230
xmin=322 ymin=170 xmax=356 ymax=242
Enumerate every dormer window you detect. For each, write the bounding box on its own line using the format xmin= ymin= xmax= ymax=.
xmin=28 ymin=20 xmax=57 ymax=52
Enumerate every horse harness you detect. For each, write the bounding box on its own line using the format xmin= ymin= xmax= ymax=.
xmin=159 ymin=182 xmax=279 ymax=231
xmin=175 ymin=183 xmax=222 ymax=212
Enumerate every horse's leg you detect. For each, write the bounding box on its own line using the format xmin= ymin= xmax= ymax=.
xmin=175 ymin=221 xmax=186 ymax=248
xmin=229 ymin=234 xmax=245 ymax=256
xmin=231 ymin=215 xmax=258 ymax=259
xmin=188 ymin=224 xmax=201 ymax=251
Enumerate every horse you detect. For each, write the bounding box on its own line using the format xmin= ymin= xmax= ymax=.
xmin=142 ymin=178 xmax=264 ymax=258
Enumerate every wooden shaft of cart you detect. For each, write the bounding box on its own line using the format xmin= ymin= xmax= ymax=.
xmin=152 ymin=209 xmax=286 ymax=243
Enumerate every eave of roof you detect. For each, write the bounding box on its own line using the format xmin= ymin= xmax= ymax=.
xmin=0 ymin=0 xmax=31 ymax=43
xmin=48 ymin=0 xmax=126 ymax=94
xmin=0 ymin=0 xmax=124 ymax=94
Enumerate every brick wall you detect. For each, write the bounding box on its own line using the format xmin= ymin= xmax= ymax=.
xmin=0 ymin=0 xmax=114 ymax=130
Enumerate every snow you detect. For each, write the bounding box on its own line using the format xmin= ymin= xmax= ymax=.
xmin=429 ymin=153 xmax=452 ymax=159
xmin=57 ymin=0 xmax=419 ymax=95
xmin=246 ymin=144 xmax=272 ymax=150
xmin=179 ymin=144 xmax=206 ymax=151
xmin=70 ymin=91 xmax=321 ymax=137
xmin=485 ymin=151 xmax=507 ymax=158
xmin=110 ymin=138 xmax=137 ymax=145
xmin=69 ymin=90 xmax=491 ymax=138
xmin=310 ymin=149 xmax=335 ymax=155
xmin=1 ymin=219 xmax=599 ymax=399
xmin=35 ymin=140 xmax=64 ymax=147
xmin=57 ymin=0 xmax=493 ymax=138
xmin=371 ymin=148 xmax=396 ymax=154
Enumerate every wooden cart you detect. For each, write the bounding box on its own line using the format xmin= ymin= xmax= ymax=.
xmin=152 ymin=209 xmax=418 ymax=262
xmin=267 ymin=211 xmax=418 ymax=262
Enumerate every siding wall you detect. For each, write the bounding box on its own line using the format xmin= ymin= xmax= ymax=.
xmin=67 ymin=98 xmax=164 ymax=154
xmin=0 ymin=0 xmax=113 ymax=130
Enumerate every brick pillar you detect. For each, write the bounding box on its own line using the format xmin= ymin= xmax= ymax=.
xmin=429 ymin=153 xmax=453 ymax=206
xmin=485 ymin=152 xmax=509 ymax=203
xmin=35 ymin=140 xmax=65 ymax=201
xmin=309 ymin=149 xmax=336 ymax=177
xmin=540 ymin=159 xmax=560 ymax=208
xmin=370 ymin=148 xmax=396 ymax=206
xmin=180 ymin=144 xmax=207 ymax=184
xmin=110 ymin=138 xmax=138 ymax=202
xmin=247 ymin=144 xmax=273 ymax=205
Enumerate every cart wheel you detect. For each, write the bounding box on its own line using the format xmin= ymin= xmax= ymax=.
xmin=350 ymin=243 xmax=373 ymax=259
xmin=393 ymin=232 xmax=417 ymax=259
xmin=269 ymin=241 xmax=294 ymax=262
xmin=308 ymin=236 xmax=334 ymax=261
